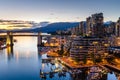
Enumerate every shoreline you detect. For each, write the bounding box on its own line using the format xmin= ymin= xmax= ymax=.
xmin=45 ymin=49 xmax=120 ymax=72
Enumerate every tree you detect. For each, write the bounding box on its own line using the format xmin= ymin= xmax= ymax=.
xmin=63 ymin=47 xmax=71 ymax=56
xmin=41 ymin=42 xmax=45 ymax=47
xmin=106 ymin=55 xmax=115 ymax=64
xmin=83 ymin=54 xmax=87 ymax=64
xmin=95 ymin=55 xmax=102 ymax=63
xmin=90 ymin=53 xmax=95 ymax=64
xmin=74 ymin=57 xmax=80 ymax=63
xmin=58 ymin=44 xmax=64 ymax=56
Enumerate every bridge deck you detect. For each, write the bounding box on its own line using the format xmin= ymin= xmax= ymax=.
xmin=0 ymin=34 xmax=69 ymax=37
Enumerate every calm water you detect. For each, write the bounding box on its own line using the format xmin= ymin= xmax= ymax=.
xmin=0 ymin=36 xmax=119 ymax=80
xmin=0 ymin=36 xmax=72 ymax=80
xmin=0 ymin=37 xmax=40 ymax=80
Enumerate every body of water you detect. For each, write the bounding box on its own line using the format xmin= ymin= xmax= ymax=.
xmin=0 ymin=36 xmax=72 ymax=80
xmin=0 ymin=36 xmax=119 ymax=80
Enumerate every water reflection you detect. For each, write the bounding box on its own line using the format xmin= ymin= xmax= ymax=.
xmin=40 ymin=59 xmax=72 ymax=80
xmin=13 ymin=37 xmax=38 ymax=60
xmin=6 ymin=45 xmax=13 ymax=60
xmin=0 ymin=36 xmax=40 ymax=80
xmin=37 ymin=47 xmax=42 ymax=59
xmin=108 ymin=72 xmax=117 ymax=80
xmin=40 ymin=54 xmax=120 ymax=80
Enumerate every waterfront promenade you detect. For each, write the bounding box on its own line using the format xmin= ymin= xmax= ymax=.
xmin=59 ymin=57 xmax=120 ymax=72
xmin=47 ymin=49 xmax=120 ymax=72
xmin=104 ymin=64 xmax=120 ymax=72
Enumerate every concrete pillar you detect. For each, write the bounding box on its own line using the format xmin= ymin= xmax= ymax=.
xmin=6 ymin=32 xmax=13 ymax=46
xmin=37 ymin=32 xmax=42 ymax=46
xmin=47 ymin=36 xmax=50 ymax=45
xmin=37 ymin=46 xmax=42 ymax=57
xmin=6 ymin=32 xmax=14 ymax=59
xmin=7 ymin=45 xmax=13 ymax=56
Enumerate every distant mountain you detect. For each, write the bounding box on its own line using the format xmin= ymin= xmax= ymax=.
xmin=2 ymin=22 xmax=79 ymax=33
xmin=32 ymin=22 xmax=79 ymax=33
xmin=38 ymin=21 xmax=50 ymax=27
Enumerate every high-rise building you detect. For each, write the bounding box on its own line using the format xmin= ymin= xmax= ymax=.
xmin=79 ymin=21 xmax=86 ymax=36
xmin=86 ymin=17 xmax=92 ymax=36
xmin=91 ymin=13 xmax=105 ymax=38
xmin=104 ymin=22 xmax=116 ymax=36
xmin=115 ymin=17 xmax=120 ymax=37
xmin=70 ymin=21 xmax=86 ymax=36
xmin=71 ymin=27 xmax=76 ymax=35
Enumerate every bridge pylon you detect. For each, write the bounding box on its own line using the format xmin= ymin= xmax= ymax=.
xmin=37 ymin=32 xmax=42 ymax=47
xmin=6 ymin=32 xmax=14 ymax=46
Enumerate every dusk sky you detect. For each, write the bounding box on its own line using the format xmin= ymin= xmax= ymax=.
xmin=0 ymin=0 xmax=120 ymax=22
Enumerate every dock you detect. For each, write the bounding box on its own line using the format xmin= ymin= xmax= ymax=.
xmin=42 ymin=58 xmax=54 ymax=63
xmin=98 ymin=64 xmax=111 ymax=73
xmin=104 ymin=64 xmax=120 ymax=73
xmin=58 ymin=58 xmax=97 ymax=69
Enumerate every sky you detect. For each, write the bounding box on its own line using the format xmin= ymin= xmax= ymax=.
xmin=0 ymin=0 xmax=120 ymax=22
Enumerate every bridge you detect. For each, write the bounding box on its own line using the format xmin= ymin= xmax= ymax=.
xmin=0 ymin=32 xmax=69 ymax=47
xmin=0 ymin=32 xmax=44 ymax=47
xmin=0 ymin=32 xmax=53 ymax=56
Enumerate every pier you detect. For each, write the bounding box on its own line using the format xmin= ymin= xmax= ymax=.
xmin=58 ymin=58 xmax=96 ymax=69
xmin=42 ymin=58 xmax=54 ymax=63
xmin=0 ymin=32 xmax=69 ymax=48
xmin=98 ymin=64 xmax=111 ymax=73
xmin=104 ymin=64 xmax=120 ymax=73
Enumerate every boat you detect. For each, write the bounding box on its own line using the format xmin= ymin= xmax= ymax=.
xmin=13 ymin=39 xmax=17 ymax=42
xmin=0 ymin=44 xmax=7 ymax=50
xmin=49 ymin=72 xmax=54 ymax=78
xmin=51 ymin=61 xmax=55 ymax=65
xmin=40 ymin=70 xmax=46 ymax=79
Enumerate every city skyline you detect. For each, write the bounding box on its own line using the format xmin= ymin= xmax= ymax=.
xmin=0 ymin=1 xmax=120 ymax=80
xmin=0 ymin=0 xmax=120 ymax=22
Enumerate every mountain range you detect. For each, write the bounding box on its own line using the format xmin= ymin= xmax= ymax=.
xmin=10 ymin=22 xmax=79 ymax=33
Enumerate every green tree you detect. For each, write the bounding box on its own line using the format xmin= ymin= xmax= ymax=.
xmin=74 ymin=58 xmax=79 ymax=63
xmin=106 ymin=55 xmax=115 ymax=64
xmin=41 ymin=42 xmax=45 ymax=47
xmin=63 ymin=47 xmax=71 ymax=56
xmin=95 ymin=55 xmax=102 ymax=63
xmin=83 ymin=54 xmax=87 ymax=64
xmin=58 ymin=44 xmax=64 ymax=56
xmin=90 ymin=53 xmax=96 ymax=64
